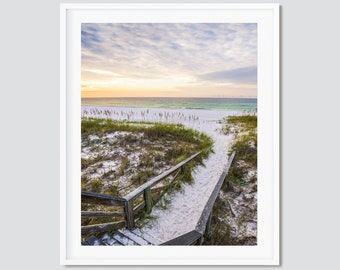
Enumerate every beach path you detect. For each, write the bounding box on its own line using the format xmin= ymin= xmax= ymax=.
xmin=82 ymin=106 xmax=235 ymax=244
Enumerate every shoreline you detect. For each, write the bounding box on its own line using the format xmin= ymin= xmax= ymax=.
xmin=81 ymin=97 xmax=257 ymax=112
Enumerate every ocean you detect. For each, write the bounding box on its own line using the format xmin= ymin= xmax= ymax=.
xmin=81 ymin=97 xmax=257 ymax=111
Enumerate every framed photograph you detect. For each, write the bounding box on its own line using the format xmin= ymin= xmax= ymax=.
xmin=60 ymin=3 xmax=280 ymax=265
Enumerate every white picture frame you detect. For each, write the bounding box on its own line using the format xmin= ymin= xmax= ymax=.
xmin=60 ymin=3 xmax=280 ymax=265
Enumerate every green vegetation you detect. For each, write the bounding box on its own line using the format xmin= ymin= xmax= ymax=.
xmin=81 ymin=117 xmax=213 ymax=229
xmin=89 ymin=178 xmax=104 ymax=193
xmin=220 ymin=114 xmax=257 ymax=135
xmin=117 ymin=154 xmax=129 ymax=176
xmin=82 ymin=118 xmax=213 ymax=156
xmin=224 ymin=115 xmax=257 ymax=187
xmin=81 ymin=118 xmax=213 ymax=172
xmin=204 ymin=114 xmax=257 ymax=245
xmin=131 ymin=168 xmax=155 ymax=185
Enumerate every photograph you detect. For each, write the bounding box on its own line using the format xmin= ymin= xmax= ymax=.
xmin=80 ymin=22 xmax=258 ymax=246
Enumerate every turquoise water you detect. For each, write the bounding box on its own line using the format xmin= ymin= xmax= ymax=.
xmin=81 ymin=97 xmax=257 ymax=111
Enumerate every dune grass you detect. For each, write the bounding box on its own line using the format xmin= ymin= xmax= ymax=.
xmin=82 ymin=118 xmax=212 ymax=153
xmin=81 ymin=117 xmax=213 ymax=228
xmin=81 ymin=118 xmax=212 ymax=167
xmin=227 ymin=115 xmax=257 ymax=184
xmin=204 ymin=114 xmax=257 ymax=245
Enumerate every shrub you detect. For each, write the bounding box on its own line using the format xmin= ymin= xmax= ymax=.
xmin=89 ymin=178 xmax=104 ymax=193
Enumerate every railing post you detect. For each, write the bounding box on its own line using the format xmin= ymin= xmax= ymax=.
xmin=205 ymin=212 xmax=212 ymax=237
xmin=144 ymin=187 xmax=152 ymax=214
xmin=125 ymin=199 xmax=135 ymax=230
xmin=198 ymin=236 xmax=204 ymax=245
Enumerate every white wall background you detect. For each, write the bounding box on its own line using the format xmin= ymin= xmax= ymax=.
xmin=1 ymin=0 xmax=339 ymax=269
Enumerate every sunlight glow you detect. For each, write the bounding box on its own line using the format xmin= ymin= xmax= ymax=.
xmin=81 ymin=23 xmax=257 ymax=98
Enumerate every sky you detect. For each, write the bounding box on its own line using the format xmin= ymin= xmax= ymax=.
xmin=81 ymin=23 xmax=257 ymax=98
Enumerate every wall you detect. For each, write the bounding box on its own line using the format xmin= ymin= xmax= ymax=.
xmin=1 ymin=0 xmax=339 ymax=269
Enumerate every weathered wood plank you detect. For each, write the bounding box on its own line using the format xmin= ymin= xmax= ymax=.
xmin=81 ymin=221 xmax=126 ymax=235
xmin=151 ymin=168 xmax=180 ymax=190
xmin=144 ymin=187 xmax=152 ymax=213
xmin=125 ymin=200 xmax=135 ymax=230
xmin=81 ymin=211 xmax=125 ymax=218
xmin=123 ymin=151 xmax=201 ymax=201
xmin=150 ymin=184 xmax=169 ymax=194
xmin=195 ymin=151 xmax=236 ymax=234
xmin=150 ymin=168 xmax=180 ymax=195
xmin=160 ymin=230 xmax=202 ymax=245
xmin=133 ymin=201 xmax=145 ymax=214
xmin=112 ymin=231 xmax=139 ymax=246
xmin=205 ymin=212 xmax=213 ymax=236
xmin=119 ymin=229 xmax=152 ymax=246
xmin=81 ymin=191 xmax=126 ymax=206
xmin=82 ymin=235 xmax=104 ymax=246
xmin=151 ymin=169 xmax=181 ymax=206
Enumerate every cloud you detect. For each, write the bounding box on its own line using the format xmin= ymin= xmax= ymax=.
xmin=81 ymin=27 xmax=103 ymax=53
xmin=81 ymin=23 xmax=257 ymax=97
xmin=82 ymin=23 xmax=256 ymax=73
xmin=198 ymin=66 xmax=257 ymax=84
xmin=84 ymin=69 xmax=122 ymax=77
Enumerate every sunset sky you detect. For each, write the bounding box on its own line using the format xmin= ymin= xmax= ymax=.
xmin=81 ymin=23 xmax=257 ymax=98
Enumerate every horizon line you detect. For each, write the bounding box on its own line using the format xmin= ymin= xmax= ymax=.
xmin=81 ymin=96 xmax=258 ymax=99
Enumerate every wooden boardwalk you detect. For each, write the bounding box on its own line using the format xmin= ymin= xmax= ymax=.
xmin=82 ymin=151 xmax=235 ymax=246
xmin=83 ymin=229 xmax=154 ymax=246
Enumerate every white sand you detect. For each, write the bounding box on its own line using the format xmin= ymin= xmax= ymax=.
xmin=82 ymin=106 xmax=238 ymax=244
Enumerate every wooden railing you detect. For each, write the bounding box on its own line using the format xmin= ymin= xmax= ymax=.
xmin=81 ymin=192 xmax=127 ymax=235
xmin=123 ymin=151 xmax=201 ymax=229
xmin=81 ymin=151 xmax=202 ymax=235
xmin=161 ymin=151 xmax=236 ymax=245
